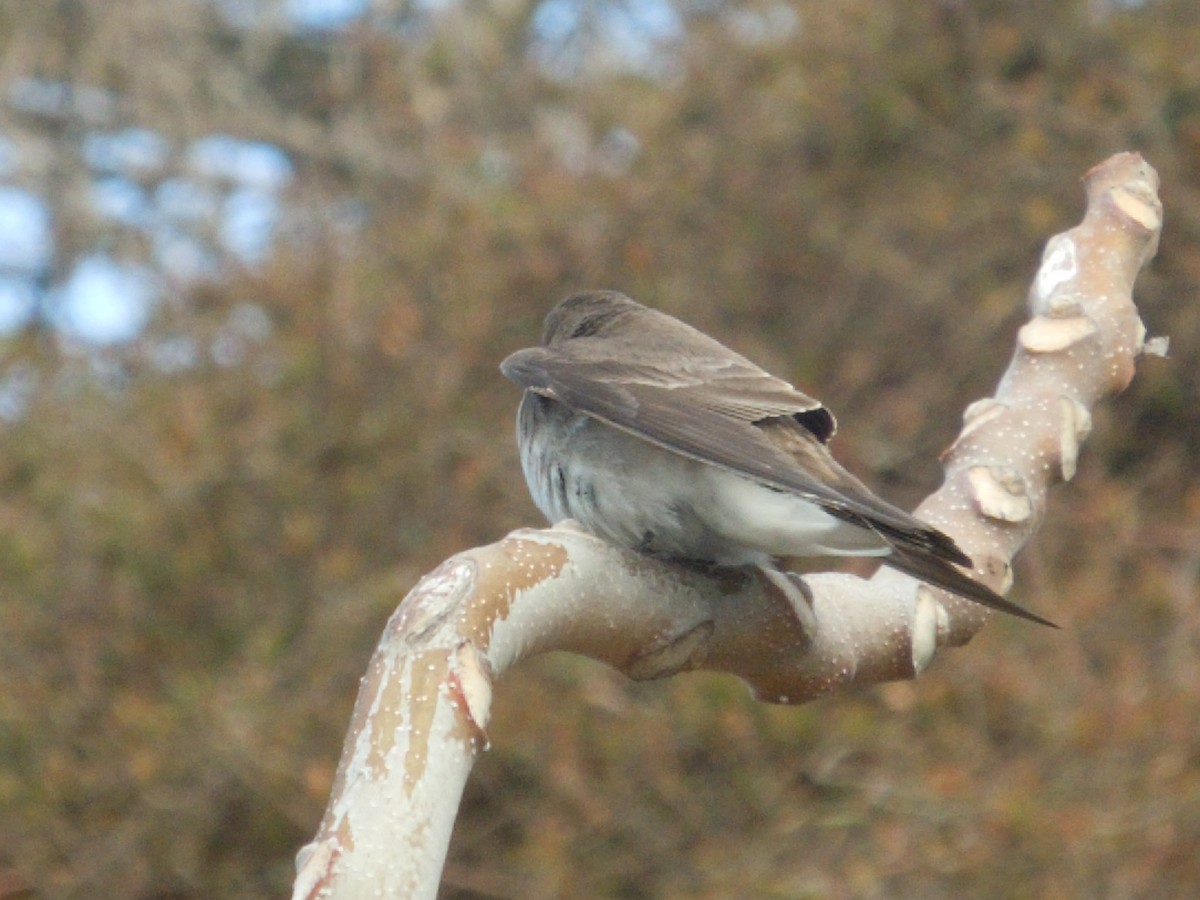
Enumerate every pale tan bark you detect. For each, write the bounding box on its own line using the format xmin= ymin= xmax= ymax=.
xmin=293 ymin=153 xmax=1164 ymax=900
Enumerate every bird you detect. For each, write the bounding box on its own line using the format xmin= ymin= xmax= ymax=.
xmin=500 ymin=290 xmax=1055 ymax=628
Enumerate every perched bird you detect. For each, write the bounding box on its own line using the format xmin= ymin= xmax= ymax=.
xmin=501 ymin=291 xmax=1054 ymax=627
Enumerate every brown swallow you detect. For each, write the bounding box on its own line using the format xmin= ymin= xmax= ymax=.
xmin=501 ymin=291 xmax=1055 ymax=627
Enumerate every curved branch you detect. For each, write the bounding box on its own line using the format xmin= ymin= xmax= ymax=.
xmin=293 ymin=153 xmax=1164 ymax=900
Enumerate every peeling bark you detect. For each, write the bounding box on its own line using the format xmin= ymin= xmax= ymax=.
xmin=293 ymin=153 xmax=1163 ymax=900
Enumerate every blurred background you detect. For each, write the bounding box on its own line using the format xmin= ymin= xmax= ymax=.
xmin=0 ymin=1 xmax=1197 ymax=897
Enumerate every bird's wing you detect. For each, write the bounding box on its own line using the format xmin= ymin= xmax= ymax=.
xmin=501 ymin=343 xmax=941 ymax=551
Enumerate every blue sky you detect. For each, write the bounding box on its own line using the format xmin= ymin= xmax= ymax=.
xmin=0 ymin=123 xmax=293 ymax=345
xmin=0 ymin=0 xmax=680 ymax=348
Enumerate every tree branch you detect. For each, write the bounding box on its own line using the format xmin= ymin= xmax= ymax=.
xmin=293 ymin=152 xmax=1164 ymax=900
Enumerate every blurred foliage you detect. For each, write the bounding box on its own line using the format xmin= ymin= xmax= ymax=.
xmin=2 ymin=0 xmax=1200 ymax=897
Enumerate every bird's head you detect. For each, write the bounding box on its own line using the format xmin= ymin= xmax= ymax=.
xmin=541 ymin=291 xmax=643 ymax=345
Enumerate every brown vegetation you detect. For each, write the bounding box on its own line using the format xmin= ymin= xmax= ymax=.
xmin=1 ymin=1 xmax=1198 ymax=897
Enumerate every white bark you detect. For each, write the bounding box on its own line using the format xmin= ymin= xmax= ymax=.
xmin=293 ymin=153 xmax=1164 ymax=899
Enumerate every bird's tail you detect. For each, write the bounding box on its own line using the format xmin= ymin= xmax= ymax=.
xmin=884 ymin=544 xmax=1058 ymax=628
